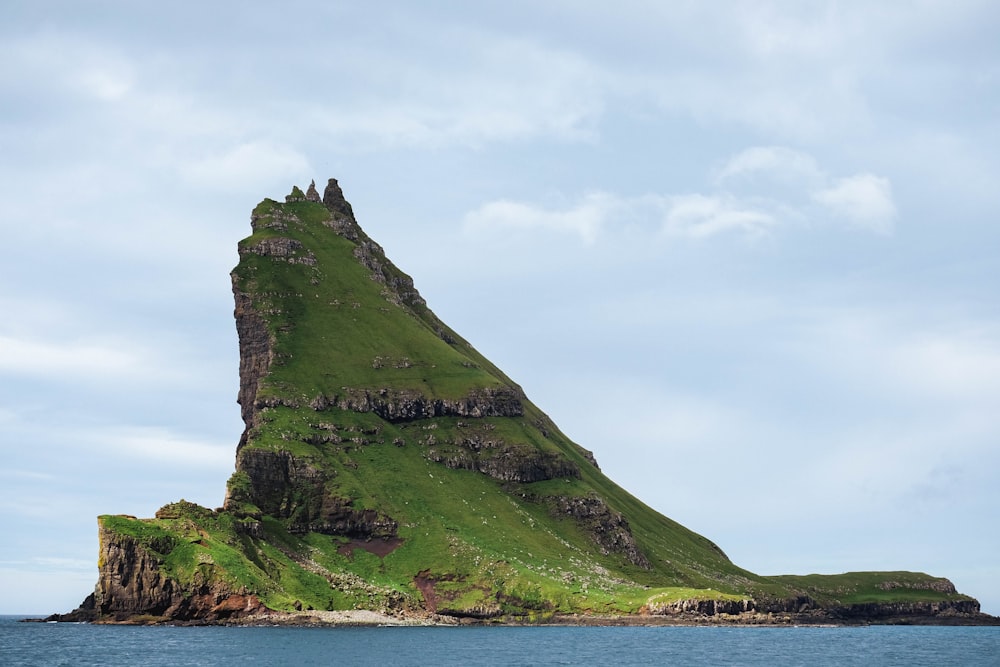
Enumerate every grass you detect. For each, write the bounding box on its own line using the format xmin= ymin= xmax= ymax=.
xmin=95 ymin=189 xmax=971 ymax=620
xmin=770 ymin=571 xmax=973 ymax=606
xmin=225 ymin=193 xmax=812 ymax=611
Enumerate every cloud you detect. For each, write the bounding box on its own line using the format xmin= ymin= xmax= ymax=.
xmin=0 ymin=31 xmax=135 ymax=102
xmin=714 ymin=145 xmax=824 ymax=185
xmin=297 ymin=29 xmax=606 ymax=150
xmin=812 ymin=173 xmax=897 ymax=233
xmin=463 ymin=190 xmax=778 ymax=244
xmin=0 ymin=328 xmax=214 ymax=391
xmin=661 ymin=194 xmax=775 ymax=238
xmin=0 ymin=335 xmax=149 ymax=380
xmin=465 ymin=146 xmax=893 ymax=243
xmin=718 ymin=147 xmax=897 ymax=232
xmin=463 ymin=193 xmax=614 ymax=244
xmin=182 ymin=141 xmax=312 ymax=191
xmin=95 ymin=426 xmax=233 ymax=468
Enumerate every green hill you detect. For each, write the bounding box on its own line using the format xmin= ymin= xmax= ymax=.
xmin=60 ymin=179 xmax=987 ymax=625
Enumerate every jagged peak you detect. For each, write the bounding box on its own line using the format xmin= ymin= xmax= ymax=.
xmin=285 ymin=185 xmax=307 ymax=203
xmin=323 ymin=177 xmax=355 ymax=219
xmin=305 ymin=179 xmax=321 ymax=202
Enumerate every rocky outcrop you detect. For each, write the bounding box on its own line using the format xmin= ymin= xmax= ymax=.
xmin=304 ymin=495 xmax=399 ymax=538
xmin=228 ymin=448 xmax=327 ymax=516
xmin=644 ymin=597 xmax=758 ymax=616
xmin=85 ymin=521 xmax=264 ymax=623
xmin=322 ymin=178 xmax=355 ymax=221
xmin=305 ymin=180 xmax=321 ymax=202
xmin=548 ymin=494 xmax=651 ymax=568
xmin=308 ymin=386 xmax=524 ymax=422
xmin=240 ymin=236 xmax=316 ymax=265
xmin=875 ymin=577 xmax=957 ymax=594
xmin=828 ymin=599 xmax=982 ymax=621
xmin=427 ymin=441 xmax=581 ymax=483
xmin=352 ymin=238 xmax=427 ymax=308
xmin=228 ymin=448 xmax=397 ymax=538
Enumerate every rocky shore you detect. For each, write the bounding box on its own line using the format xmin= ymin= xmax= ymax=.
xmin=38 ymin=601 xmax=998 ymax=627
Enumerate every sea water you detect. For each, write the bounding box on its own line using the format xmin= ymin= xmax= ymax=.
xmin=1 ymin=616 xmax=998 ymax=666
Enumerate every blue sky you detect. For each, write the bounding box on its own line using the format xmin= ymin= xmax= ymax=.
xmin=2 ymin=1 xmax=998 ymax=616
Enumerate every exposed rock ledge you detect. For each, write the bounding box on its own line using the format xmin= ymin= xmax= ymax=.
xmin=307 ymin=386 xmax=524 ymax=422
xmin=426 ymin=442 xmax=581 ymax=483
xmin=547 ymin=494 xmax=651 ymax=569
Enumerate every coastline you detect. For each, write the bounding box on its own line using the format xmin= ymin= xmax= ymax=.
xmin=28 ymin=607 xmax=1000 ymax=628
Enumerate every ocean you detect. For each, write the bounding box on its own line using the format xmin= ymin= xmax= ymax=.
xmin=2 ymin=616 xmax=998 ymax=666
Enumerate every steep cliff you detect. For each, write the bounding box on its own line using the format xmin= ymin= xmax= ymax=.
xmin=59 ymin=179 xmax=994 ymax=625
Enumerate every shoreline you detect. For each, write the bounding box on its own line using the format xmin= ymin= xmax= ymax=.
xmin=25 ymin=608 xmax=1000 ymax=628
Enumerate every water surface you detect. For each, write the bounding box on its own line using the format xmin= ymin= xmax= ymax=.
xmin=2 ymin=617 xmax=997 ymax=666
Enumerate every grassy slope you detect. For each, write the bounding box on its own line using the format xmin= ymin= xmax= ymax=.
xmin=771 ymin=572 xmax=974 ymax=606
xmin=98 ymin=190 xmax=968 ymax=618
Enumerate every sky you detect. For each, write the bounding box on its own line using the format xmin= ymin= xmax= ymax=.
xmin=1 ymin=1 xmax=998 ymax=616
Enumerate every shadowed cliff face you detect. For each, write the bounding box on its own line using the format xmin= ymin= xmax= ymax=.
xmin=233 ymin=287 xmax=272 ymax=435
xmin=53 ymin=179 xmax=994 ymax=626
xmin=73 ymin=515 xmax=266 ymax=623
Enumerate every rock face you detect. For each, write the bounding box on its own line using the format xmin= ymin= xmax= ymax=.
xmin=307 ymin=386 xmax=525 ymax=421
xmin=53 ymin=512 xmax=266 ymax=624
xmin=58 ymin=178 xmax=996 ymax=626
xmin=547 ymin=495 xmax=650 ymax=568
xmin=233 ymin=287 xmax=272 ymax=433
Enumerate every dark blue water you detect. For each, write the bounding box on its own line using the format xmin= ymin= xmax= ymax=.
xmin=2 ymin=616 xmax=998 ymax=666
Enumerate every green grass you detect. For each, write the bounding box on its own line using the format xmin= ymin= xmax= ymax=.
xmin=224 ymin=193 xmax=806 ymax=612
xmin=234 ymin=201 xmax=503 ymax=403
xmin=770 ymin=571 xmax=973 ymax=606
xmin=95 ymin=189 xmax=973 ymax=620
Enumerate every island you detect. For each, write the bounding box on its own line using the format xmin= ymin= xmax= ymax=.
xmin=47 ymin=179 xmax=996 ymax=626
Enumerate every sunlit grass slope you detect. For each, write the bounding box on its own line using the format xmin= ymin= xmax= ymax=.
xmin=96 ymin=184 xmax=972 ymax=620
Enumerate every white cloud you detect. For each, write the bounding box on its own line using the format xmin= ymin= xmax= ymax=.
xmin=299 ymin=30 xmax=605 ymax=150
xmin=94 ymin=426 xmax=233 ymax=469
xmin=717 ymin=146 xmax=897 ymax=233
xmin=661 ymin=194 xmax=775 ymax=238
xmin=813 ymin=173 xmax=897 ymax=233
xmin=0 ymin=335 xmax=146 ymax=380
xmin=183 ymin=141 xmax=312 ymax=192
xmin=464 ymin=147 xmax=895 ymax=244
xmin=463 ymin=190 xmax=777 ymax=243
xmin=0 ymin=329 xmax=211 ymax=390
xmin=1 ymin=31 xmax=134 ymax=102
xmin=463 ymin=193 xmax=615 ymax=244
xmin=715 ymin=145 xmax=824 ymax=185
